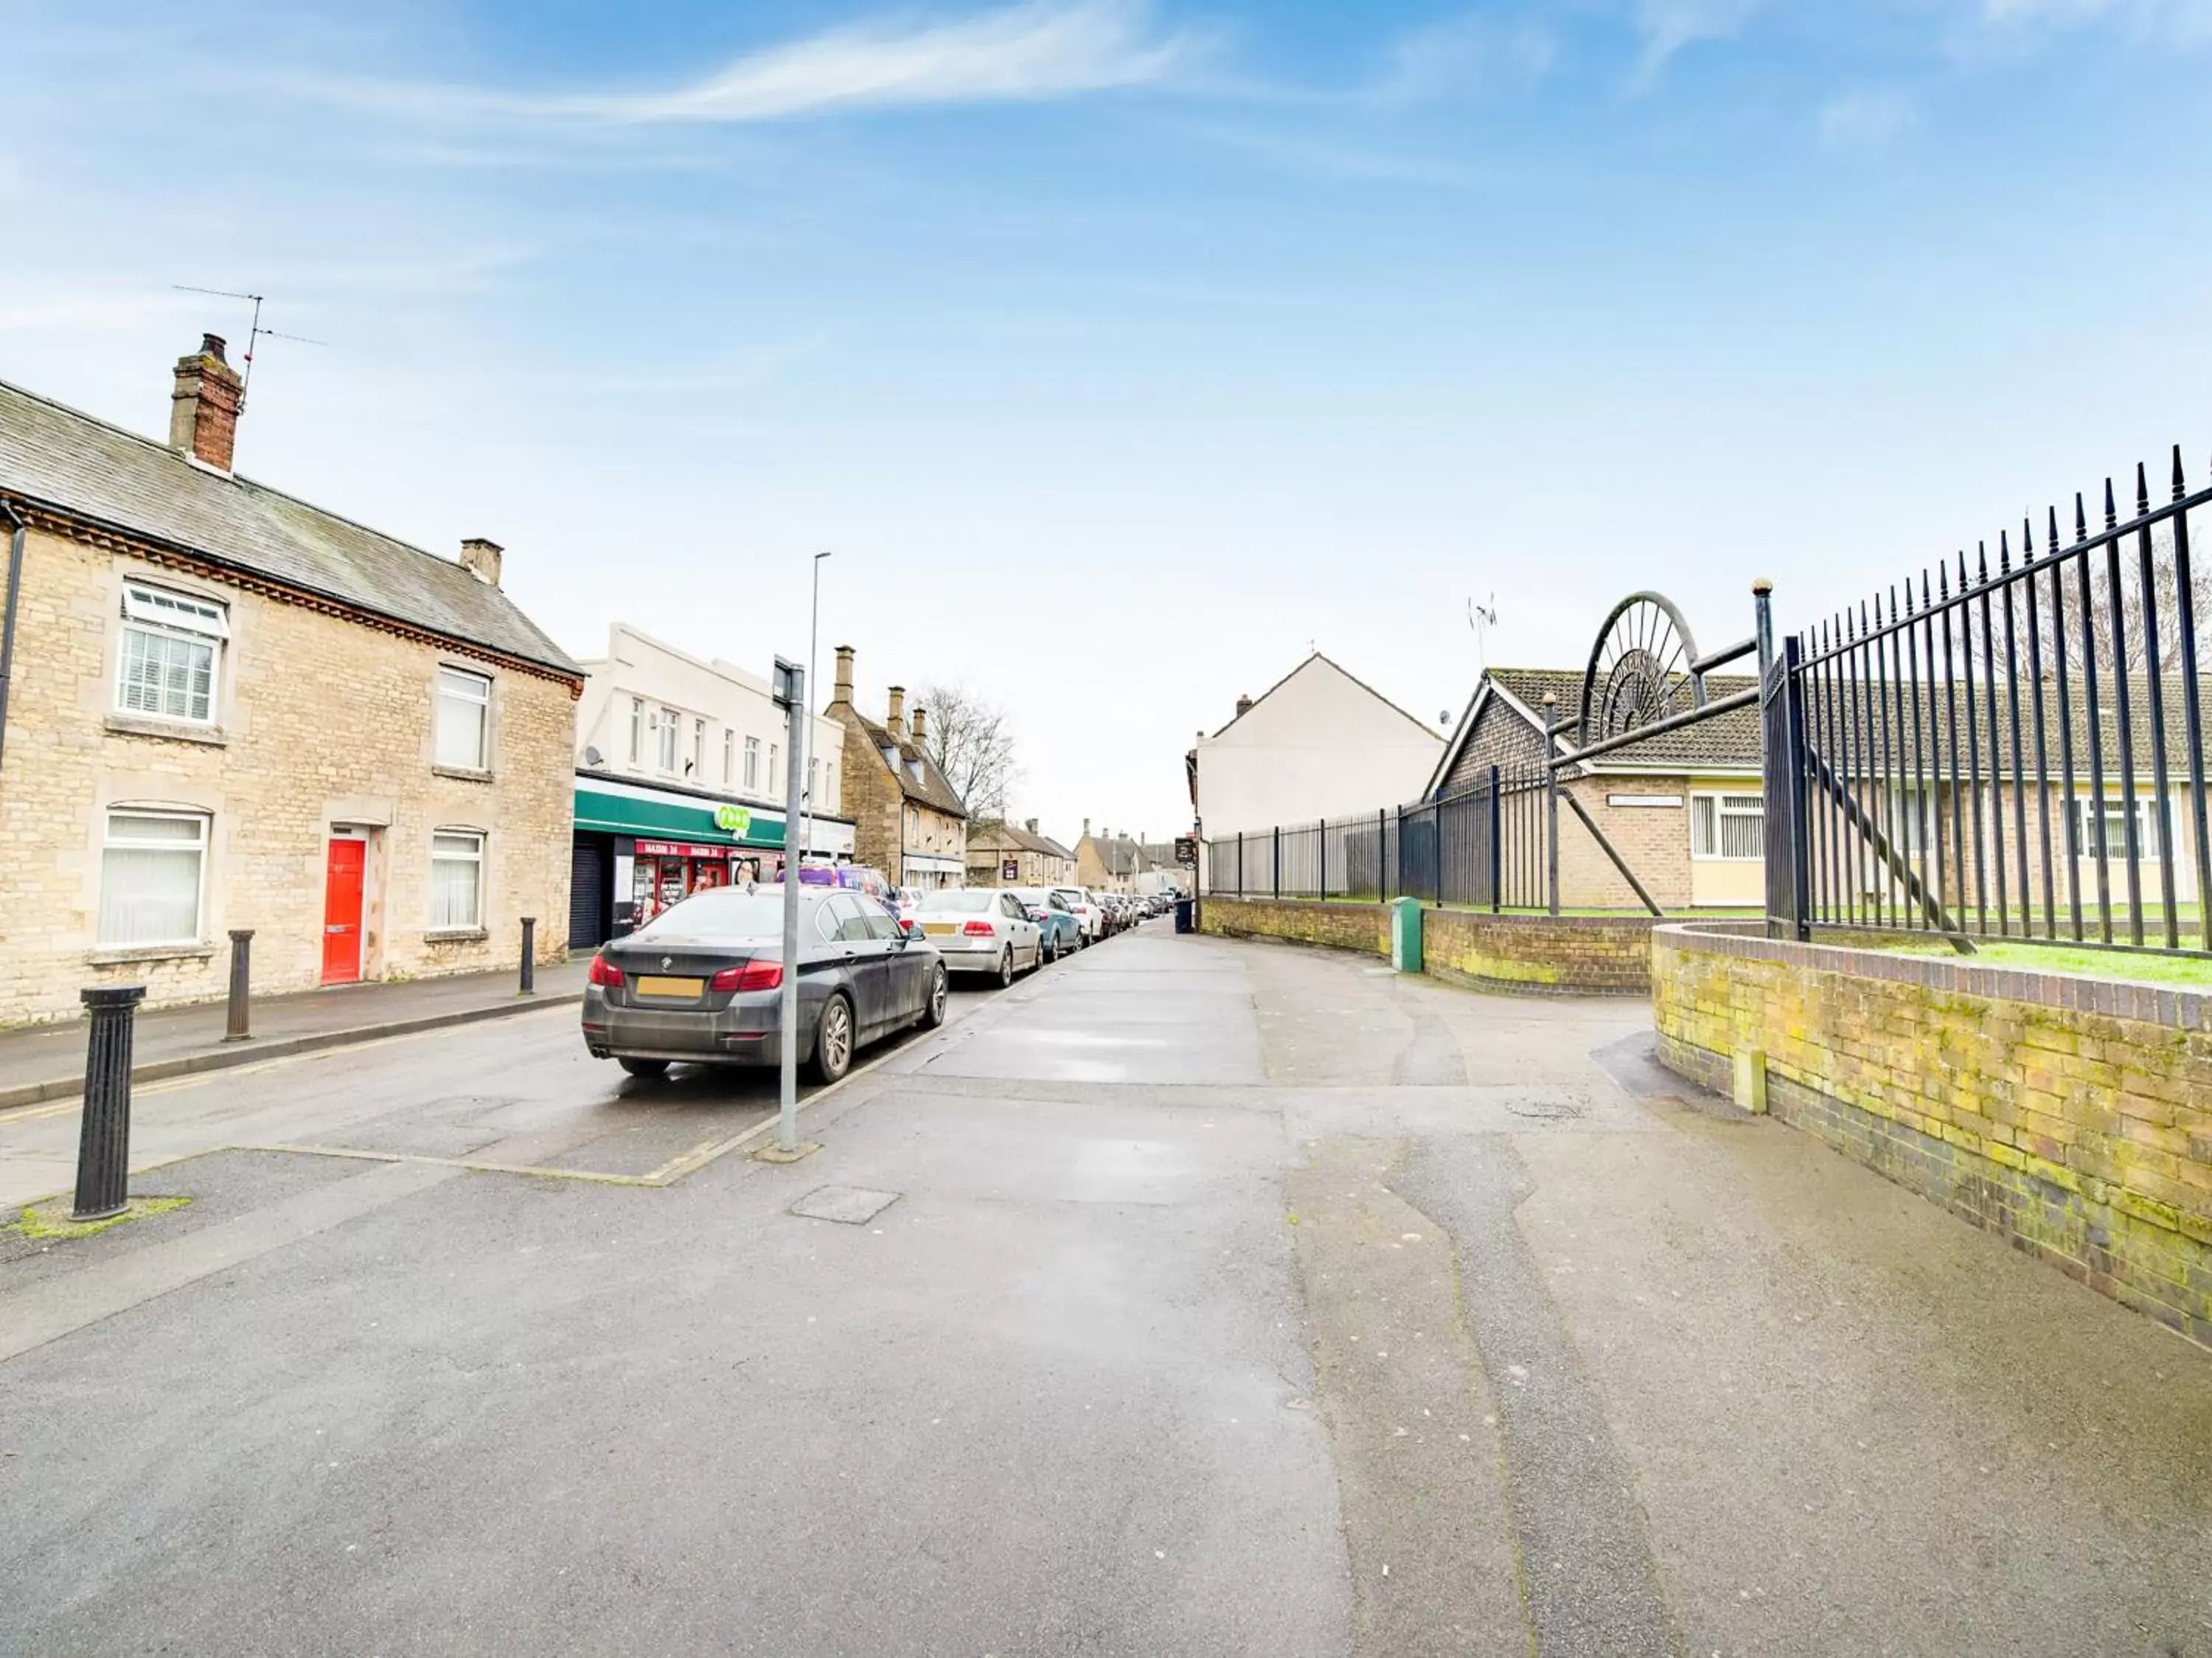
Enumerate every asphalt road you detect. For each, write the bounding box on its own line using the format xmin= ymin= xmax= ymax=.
xmin=3 ymin=922 xmax=2208 ymax=1657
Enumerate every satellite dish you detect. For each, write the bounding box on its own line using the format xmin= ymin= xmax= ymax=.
xmin=582 ymin=745 xmax=604 ymax=766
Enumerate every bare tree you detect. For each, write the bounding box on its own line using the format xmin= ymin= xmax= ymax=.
xmin=2037 ymin=517 xmax=2212 ymax=679
xmin=913 ymin=681 xmax=1020 ymax=821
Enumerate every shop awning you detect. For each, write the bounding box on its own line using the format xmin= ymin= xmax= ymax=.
xmin=574 ymin=783 xmax=786 ymax=850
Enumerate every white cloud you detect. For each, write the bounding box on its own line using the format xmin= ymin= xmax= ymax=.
xmin=1819 ymin=86 xmax=1916 ymax=149
xmin=297 ymin=0 xmax=1201 ymax=128
xmin=1377 ymin=11 xmax=1559 ymax=103
xmin=1977 ymin=0 xmax=2212 ymax=42
xmin=1632 ymin=0 xmax=1763 ymax=83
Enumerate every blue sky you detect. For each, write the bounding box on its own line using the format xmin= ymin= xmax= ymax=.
xmin=5 ymin=0 xmax=2209 ymax=839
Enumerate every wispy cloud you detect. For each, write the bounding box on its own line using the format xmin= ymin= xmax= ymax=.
xmin=291 ymin=0 xmax=1204 ymax=128
xmin=1818 ymin=86 xmax=1916 ymax=150
xmin=1632 ymin=0 xmax=1763 ymax=84
xmin=1166 ymin=118 xmax=1472 ymax=185
xmin=1377 ymin=11 xmax=1559 ymax=104
xmin=1976 ymin=0 xmax=2212 ymax=43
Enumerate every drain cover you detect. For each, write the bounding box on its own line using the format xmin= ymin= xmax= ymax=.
xmin=790 ymin=1185 xmax=902 ymax=1225
xmin=1506 ymin=1096 xmax=1583 ymax=1120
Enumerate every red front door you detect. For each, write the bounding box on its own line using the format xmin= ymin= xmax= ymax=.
xmin=322 ymin=838 xmax=366 ymax=984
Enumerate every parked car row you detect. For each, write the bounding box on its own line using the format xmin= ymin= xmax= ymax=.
xmin=581 ymin=875 xmax=1168 ymax=1084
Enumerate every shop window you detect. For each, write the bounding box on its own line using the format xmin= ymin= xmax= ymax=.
xmin=434 ymin=667 xmax=491 ymax=770
xmin=431 ymin=830 xmax=485 ymax=929
xmin=117 ymin=583 xmax=227 ymax=724
xmin=656 ymin=708 xmax=680 ymax=773
xmin=744 ymin=737 xmax=760 ymax=789
xmin=1691 ymin=794 xmax=1764 ymax=861
xmin=99 ymin=808 xmax=209 ymax=947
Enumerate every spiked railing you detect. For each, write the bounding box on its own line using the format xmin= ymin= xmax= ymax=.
xmin=1787 ymin=445 xmax=2212 ymax=957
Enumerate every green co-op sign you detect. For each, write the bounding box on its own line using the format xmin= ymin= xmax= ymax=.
xmin=714 ymin=805 xmax=753 ymax=837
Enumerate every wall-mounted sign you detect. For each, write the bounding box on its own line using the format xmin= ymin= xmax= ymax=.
xmin=634 ymin=840 xmax=731 ymax=860
xmin=1001 ymin=859 xmax=1020 ymax=881
xmin=714 ymin=804 xmax=753 ymax=836
xmin=1175 ymin=836 xmax=1198 ymax=866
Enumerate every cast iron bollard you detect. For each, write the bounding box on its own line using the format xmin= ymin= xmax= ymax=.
xmin=74 ymin=985 xmax=145 ymax=1221
xmin=225 ymin=929 xmax=254 ymax=1041
xmin=519 ymin=916 xmax=536 ymax=995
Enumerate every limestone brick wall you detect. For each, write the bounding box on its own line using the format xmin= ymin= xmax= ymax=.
xmin=0 ymin=528 xmax=577 ymax=1024
xmin=1197 ymin=898 xmax=1653 ymax=993
xmin=1652 ymin=923 xmax=2212 ymax=1347
xmin=1424 ymin=909 xmax=1653 ymax=994
xmin=831 ymin=711 xmax=903 ymax=875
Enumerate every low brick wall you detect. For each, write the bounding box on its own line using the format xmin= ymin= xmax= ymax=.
xmin=1652 ymin=924 xmax=2212 ymax=1347
xmin=1425 ymin=911 xmax=1652 ymax=996
xmin=1197 ymin=898 xmax=1653 ymax=996
xmin=1198 ymin=897 xmax=1388 ymax=957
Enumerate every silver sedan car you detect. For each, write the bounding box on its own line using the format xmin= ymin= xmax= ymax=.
xmin=581 ymin=885 xmax=947 ymax=1083
xmin=911 ymin=888 xmax=1044 ymax=986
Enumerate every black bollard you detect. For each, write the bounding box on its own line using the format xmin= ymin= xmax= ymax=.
xmin=224 ymin=929 xmax=254 ymax=1041
xmin=74 ymin=985 xmax=145 ymax=1221
xmin=519 ymin=916 xmax=536 ymax=995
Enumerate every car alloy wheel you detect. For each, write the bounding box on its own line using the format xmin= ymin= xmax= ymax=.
xmin=922 ymin=965 xmax=947 ymax=1027
xmin=813 ymin=994 xmax=853 ymax=1083
xmin=997 ymin=948 xmax=1015 ymax=988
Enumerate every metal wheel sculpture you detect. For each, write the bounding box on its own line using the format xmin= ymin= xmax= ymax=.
xmin=1578 ymin=592 xmax=1703 ymax=753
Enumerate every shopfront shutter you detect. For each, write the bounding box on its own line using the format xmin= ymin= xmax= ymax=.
xmin=568 ymin=839 xmax=608 ymax=949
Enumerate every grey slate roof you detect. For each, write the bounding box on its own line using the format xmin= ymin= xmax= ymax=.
xmin=852 ymin=715 xmax=970 ymax=819
xmin=971 ymin=821 xmax=1075 ymax=859
xmin=0 ymin=378 xmax=577 ymax=676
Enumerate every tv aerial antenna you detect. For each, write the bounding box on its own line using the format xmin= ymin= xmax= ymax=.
xmin=1468 ymin=594 xmax=1499 ymax=671
xmin=171 ymin=286 xmax=327 ymax=407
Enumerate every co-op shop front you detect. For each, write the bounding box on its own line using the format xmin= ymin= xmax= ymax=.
xmin=568 ymin=771 xmax=857 ymax=949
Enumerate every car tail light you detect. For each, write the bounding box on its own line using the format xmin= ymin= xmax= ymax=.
xmin=712 ymin=960 xmax=783 ymax=993
xmin=587 ymin=953 xmax=625 ymax=988
xmin=961 ymin=920 xmax=996 ymax=936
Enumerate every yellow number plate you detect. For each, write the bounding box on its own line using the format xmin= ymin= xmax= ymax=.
xmin=634 ymin=975 xmax=705 ymax=999
xmin=921 ymin=921 xmax=956 ymax=936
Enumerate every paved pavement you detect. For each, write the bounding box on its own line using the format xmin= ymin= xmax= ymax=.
xmin=2 ymin=923 xmax=2208 ymax=1657
xmin=0 ymin=957 xmax=591 ymax=1112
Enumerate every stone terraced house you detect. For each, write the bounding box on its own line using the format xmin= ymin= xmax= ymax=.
xmin=0 ymin=336 xmax=582 ymax=1024
xmin=823 ymin=645 xmax=969 ymax=889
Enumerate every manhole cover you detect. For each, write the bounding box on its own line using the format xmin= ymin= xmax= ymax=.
xmin=790 ymin=1185 xmax=902 ymax=1225
xmin=1506 ymin=1097 xmax=1583 ymax=1121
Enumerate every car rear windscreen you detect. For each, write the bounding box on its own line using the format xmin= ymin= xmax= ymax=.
xmin=635 ymin=888 xmax=796 ymax=939
xmin=918 ymin=891 xmax=996 ymax=912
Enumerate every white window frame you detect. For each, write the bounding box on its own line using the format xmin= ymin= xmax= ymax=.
xmin=429 ymin=828 xmax=486 ymax=931
xmin=657 ymin=707 xmax=681 ymax=774
xmin=769 ymin=743 xmax=779 ymax=786
xmin=1690 ymin=791 xmax=1766 ymax=861
xmin=434 ymin=667 xmax=492 ymax=771
xmin=2076 ymin=795 xmax=2164 ymax=860
xmin=98 ymin=808 xmax=210 ymax=948
xmin=723 ymin=729 xmax=734 ymax=787
xmin=743 ymin=736 xmax=761 ymax=789
xmin=629 ymin=698 xmax=644 ymax=765
xmin=692 ymin=717 xmax=706 ymax=778
xmin=116 ymin=582 xmax=228 ymax=726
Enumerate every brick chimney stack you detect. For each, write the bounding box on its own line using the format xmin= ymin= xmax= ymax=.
xmin=1234 ymin=694 xmax=1254 ymax=718
xmin=911 ymin=704 xmax=928 ymax=746
xmin=886 ymin=685 xmax=906 ymax=740
xmin=1026 ymin=818 xmax=1039 ymax=833
xmin=170 ymin=334 xmax=243 ymax=472
xmin=459 ymin=538 xmax=504 ymax=587
xmin=832 ymin=645 xmax=855 ymax=706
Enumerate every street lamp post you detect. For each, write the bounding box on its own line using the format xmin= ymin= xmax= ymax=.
xmin=771 ymin=656 xmax=807 ymax=1152
xmin=799 ymin=550 xmax=832 ymax=874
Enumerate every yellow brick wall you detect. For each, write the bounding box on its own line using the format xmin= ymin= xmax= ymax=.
xmin=1198 ymin=898 xmax=1652 ymax=993
xmin=0 ymin=528 xmax=578 ymax=1024
xmin=1652 ymin=924 xmax=2212 ymax=1347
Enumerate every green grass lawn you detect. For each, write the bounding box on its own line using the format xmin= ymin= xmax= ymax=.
xmin=1884 ymin=937 xmax=2212 ymax=988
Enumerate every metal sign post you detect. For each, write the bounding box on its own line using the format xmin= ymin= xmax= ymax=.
xmin=771 ymin=656 xmax=806 ymax=1152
